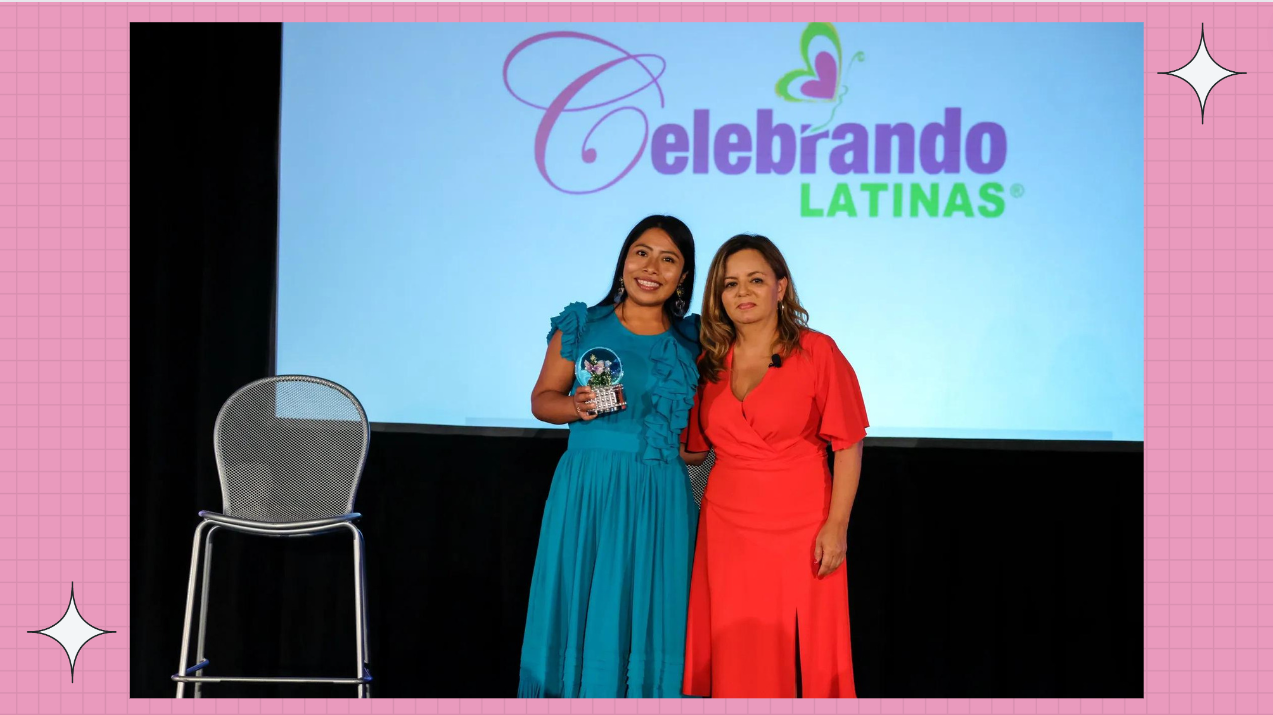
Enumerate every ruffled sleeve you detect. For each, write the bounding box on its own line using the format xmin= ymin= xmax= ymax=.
xmin=643 ymin=331 xmax=700 ymax=463
xmin=812 ymin=332 xmax=869 ymax=451
xmin=547 ymin=302 xmax=589 ymax=363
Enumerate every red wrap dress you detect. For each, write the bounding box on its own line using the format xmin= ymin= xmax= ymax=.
xmin=681 ymin=329 xmax=869 ymax=698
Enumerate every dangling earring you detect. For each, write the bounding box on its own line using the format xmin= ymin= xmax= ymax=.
xmin=674 ymin=285 xmax=686 ymax=314
xmin=614 ymin=278 xmax=625 ymax=304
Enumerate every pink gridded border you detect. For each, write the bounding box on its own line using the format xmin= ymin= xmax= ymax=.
xmin=0 ymin=0 xmax=1220 ymax=713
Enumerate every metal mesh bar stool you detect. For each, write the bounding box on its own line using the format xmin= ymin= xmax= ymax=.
xmin=171 ymin=376 xmax=373 ymax=698
xmin=686 ymin=450 xmax=715 ymax=507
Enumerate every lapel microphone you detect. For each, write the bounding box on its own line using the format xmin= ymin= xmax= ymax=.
xmin=769 ymin=353 xmax=783 ymax=368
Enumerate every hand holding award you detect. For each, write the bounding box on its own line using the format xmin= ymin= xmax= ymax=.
xmin=575 ymin=347 xmax=626 ymax=417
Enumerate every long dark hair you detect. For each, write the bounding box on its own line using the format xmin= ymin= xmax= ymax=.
xmin=699 ymin=234 xmax=810 ymax=382
xmin=594 ymin=215 xmax=696 ymax=321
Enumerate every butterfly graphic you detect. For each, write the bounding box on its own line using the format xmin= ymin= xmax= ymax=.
xmin=775 ymin=23 xmax=865 ymax=133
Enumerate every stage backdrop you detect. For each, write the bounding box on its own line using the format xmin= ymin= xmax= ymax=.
xmin=275 ymin=22 xmax=1143 ymax=440
xmin=132 ymin=22 xmax=1144 ymax=700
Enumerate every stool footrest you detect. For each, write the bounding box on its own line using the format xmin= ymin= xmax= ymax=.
xmin=172 ymin=674 xmax=372 ymax=685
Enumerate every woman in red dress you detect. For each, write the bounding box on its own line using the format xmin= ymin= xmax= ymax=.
xmin=681 ymin=234 xmax=868 ymax=698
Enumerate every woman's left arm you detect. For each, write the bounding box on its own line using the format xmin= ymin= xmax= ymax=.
xmin=810 ymin=331 xmax=869 ymax=578
xmin=814 ymin=440 xmax=864 ymax=578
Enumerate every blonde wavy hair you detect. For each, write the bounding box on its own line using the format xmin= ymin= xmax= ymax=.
xmin=699 ymin=234 xmax=810 ymax=383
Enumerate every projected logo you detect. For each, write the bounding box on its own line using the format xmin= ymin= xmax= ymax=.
xmin=774 ymin=22 xmax=865 ymax=134
xmin=503 ymin=24 xmax=1016 ymax=219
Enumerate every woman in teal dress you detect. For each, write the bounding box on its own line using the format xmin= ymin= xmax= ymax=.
xmin=519 ymin=215 xmax=702 ymax=698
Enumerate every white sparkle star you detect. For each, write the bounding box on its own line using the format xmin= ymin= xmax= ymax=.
xmin=1160 ymin=24 xmax=1244 ymax=124
xmin=28 ymin=583 xmax=115 ymax=682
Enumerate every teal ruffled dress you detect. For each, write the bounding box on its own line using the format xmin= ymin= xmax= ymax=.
xmin=519 ymin=302 xmax=701 ymax=698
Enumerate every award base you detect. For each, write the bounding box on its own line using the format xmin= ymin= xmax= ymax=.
xmin=590 ymin=384 xmax=627 ymax=415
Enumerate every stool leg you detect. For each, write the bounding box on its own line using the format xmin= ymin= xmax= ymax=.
xmin=359 ymin=532 xmax=371 ymax=698
xmin=193 ymin=526 xmax=219 ymax=698
xmin=350 ymin=524 xmax=368 ymax=699
xmin=175 ymin=521 xmax=212 ymax=699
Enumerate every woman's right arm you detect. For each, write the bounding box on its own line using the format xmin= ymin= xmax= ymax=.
xmin=679 ymin=381 xmax=710 ymax=465
xmin=531 ymin=330 xmax=597 ymax=424
xmin=680 ymin=445 xmax=709 ymax=466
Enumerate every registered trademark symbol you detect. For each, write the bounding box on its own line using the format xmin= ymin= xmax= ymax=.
xmin=1010 ymin=184 xmax=1025 ymax=198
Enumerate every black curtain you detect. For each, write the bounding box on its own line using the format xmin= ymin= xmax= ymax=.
xmin=131 ymin=22 xmax=286 ymax=696
xmin=132 ymin=23 xmax=1143 ymax=699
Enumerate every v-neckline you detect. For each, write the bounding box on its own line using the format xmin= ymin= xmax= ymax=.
xmin=728 ymin=346 xmax=770 ymax=404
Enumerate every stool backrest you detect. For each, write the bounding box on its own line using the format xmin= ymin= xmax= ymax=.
xmin=213 ymin=376 xmax=370 ymax=523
